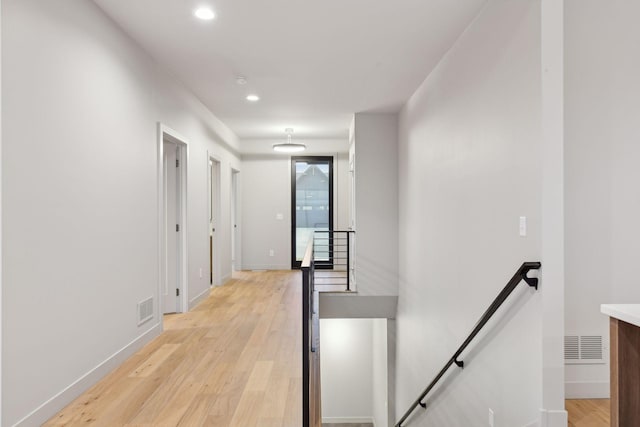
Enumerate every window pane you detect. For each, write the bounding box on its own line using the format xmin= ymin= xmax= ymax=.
xmin=295 ymin=161 xmax=330 ymax=261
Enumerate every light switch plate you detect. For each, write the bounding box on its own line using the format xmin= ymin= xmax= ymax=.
xmin=519 ymin=216 xmax=527 ymax=237
xmin=276 ymin=213 xmax=284 ymax=220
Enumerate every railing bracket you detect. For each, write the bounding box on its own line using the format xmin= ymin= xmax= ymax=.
xmin=522 ymin=275 xmax=538 ymax=290
xmin=393 ymin=261 xmax=542 ymax=427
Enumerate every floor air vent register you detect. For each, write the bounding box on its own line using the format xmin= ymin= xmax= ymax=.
xmin=137 ymin=297 xmax=154 ymax=326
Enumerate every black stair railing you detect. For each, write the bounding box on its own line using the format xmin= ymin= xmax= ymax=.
xmin=301 ymin=236 xmax=319 ymax=427
xmin=312 ymin=230 xmax=355 ymax=291
xmin=395 ymin=261 xmax=542 ymax=427
xmin=301 ymin=231 xmax=356 ymax=427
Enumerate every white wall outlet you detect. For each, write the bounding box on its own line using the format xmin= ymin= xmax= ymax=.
xmin=269 ymin=249 xmax=275 ymax=257
xmin=519 ymin=216 xmax=527 ymax=237
xmin=489 ymin=408 xmax=494 ymax=427
xmin=276 ymin=213 xmax=284 ymax=220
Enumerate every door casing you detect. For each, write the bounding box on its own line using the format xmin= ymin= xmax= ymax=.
xmin=158 ymin=123 xmax=189 ymax=316
xmin=291 ymin=156 xmax=334 ymax=269
xmin=231 ymin=168 xmax=240 ymax=271
xmin=208 ymin=153 xmax=221 ymax=286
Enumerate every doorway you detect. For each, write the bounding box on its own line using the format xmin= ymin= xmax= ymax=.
xmin=231 ymin=169 xmax=240 ymax=272
xmin=291 ymin=156 xmax=334 ymax=269
xmin=208 ymin=154 xmax=221 ymax=286
xmin=159 ymin=124 xmax=188 ymax=315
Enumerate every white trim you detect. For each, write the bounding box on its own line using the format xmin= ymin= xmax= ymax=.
xmin=230 ymin=168 xmax=241 ymax=272
xmin=207 ymin=152 xmax=222 ymax=286
xmin=188 ymin=286 xmax=210 ymax=310
xmin=321 ymin=417 xmax=375 ymax=424
xmin=565 ymin=381 xmax=609 ymax=399
xmin=0 ymin=0 xmax=4 ymax=420
xmin=242 ymin=264 xmax=292 ymax=271
xmin=12 ymin=323 xmax=162 ymax=427
xmin=220 ymin=273 xmax=232 ymax=285
xmin=539 ymin=409 xmax=568 ymax=427
xmin=158 ymin=123 xmax=189 ymax=314
xmin=179 ymin=139 xmax=189 ymax=310
xmin=541 ymin=0 xmax=566 ymax=411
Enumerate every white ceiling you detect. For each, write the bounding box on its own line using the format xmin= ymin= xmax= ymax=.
xmin=94 ymin=0 xmax=486 ymax=140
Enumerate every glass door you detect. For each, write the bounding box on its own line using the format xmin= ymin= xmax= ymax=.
xmin=291 ymin=156 xmax=333 ymax=269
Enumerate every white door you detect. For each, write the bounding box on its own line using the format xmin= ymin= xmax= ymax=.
xmin=209 ymin=159 xmax=219 ymax=285
xmin=164 ymin=142 xmax=180 ymax=313
xmin=349 ymin=155 xmax=355 ymax=230
xmin=231 ymin=170 xmax=239 ymax=271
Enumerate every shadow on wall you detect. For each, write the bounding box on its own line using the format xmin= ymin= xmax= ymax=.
xmin=356 ymin=255 xmax=399 ymax=295
xmin=397 ymin=282 xmax=538 ymax=426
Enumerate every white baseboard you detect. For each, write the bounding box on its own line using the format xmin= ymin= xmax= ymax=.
xmin=565 ymin=381 xmax=610 ymax=399
xmin=220 ymin=273 xmax=232 ymax=285
xmin=242 ymin=264 xmax=292 ymax=271
xmin=13 ymin=323 xmax=162 ymax=427
xmin=322 ymin=416 xmax=375 ymax=424
xmin=525 ymin=419 xmax=540 ymax=427
xmin=189 ymin=286 xmax=211 ymax=309
xmin=539 ymin=408 xmax=568 ymax=427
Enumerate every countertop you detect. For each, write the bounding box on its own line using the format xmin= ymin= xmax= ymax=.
xmin=601 ymin=304 xmax=640 ymax=328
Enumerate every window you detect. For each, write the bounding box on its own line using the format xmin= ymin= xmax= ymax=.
xmin=291 ymin=157 xmax=333 ymax=268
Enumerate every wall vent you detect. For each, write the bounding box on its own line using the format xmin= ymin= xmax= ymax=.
xmin=137 ymin=297 xmax=154 ymax=326
xmin=564 ymin=335 xmax=605 ymax=364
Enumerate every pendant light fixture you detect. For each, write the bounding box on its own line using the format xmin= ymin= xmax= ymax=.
xmin=273 ymin=128 xmax=306 ymax=153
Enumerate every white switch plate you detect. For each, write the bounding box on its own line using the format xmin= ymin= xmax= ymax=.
xmin=276 ymin=213 xmax=284 ymax=220
xmin=269 ymin=249 xmax=275 ymax=257
xmin=489 ymin=408 xmax=494 ymax=427
xmin=199 ymin=268 xmax=202 ymax=278
xmin=519 ymin=216 xmax=527 ymax=237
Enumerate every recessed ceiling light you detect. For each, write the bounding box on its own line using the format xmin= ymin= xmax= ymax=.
xmin=194 ymin=7 xmax=215 ymax=20
xmin=246 ymin=94 xmax=260 ymax=102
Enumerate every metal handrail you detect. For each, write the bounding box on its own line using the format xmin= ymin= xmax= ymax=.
xmin=302 ymin=231 xmax=356 ymax=427
xmin=395 ymin=261 xmax=541 ymax=427
xmin=301 ymin=237 xmax=314 ymax=427
xmin=313 ymin=230 xmax=355 ymax=291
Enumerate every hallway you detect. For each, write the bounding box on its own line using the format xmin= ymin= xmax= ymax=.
xmin=44 ymin=271 xmax=302 ymax=427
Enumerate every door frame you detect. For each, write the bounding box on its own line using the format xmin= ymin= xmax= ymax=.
xmin=207 ymin=152 xmax=222 ymax=286
xmin=231 ymin=168 xmax=241 ymax=272
xmin=158 ymin=123 xmax=189 ymax=315
xmin=291 ymin=156 xmax=334 ymax=269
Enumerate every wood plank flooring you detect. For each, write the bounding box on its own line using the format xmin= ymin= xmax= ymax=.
xmin=567 ymin=399 xmax=610 ymax=427
xmin=322 ymin=424 xmax=373 ymax=427
xmin=45 ymin=270 xmax=302 ymax=427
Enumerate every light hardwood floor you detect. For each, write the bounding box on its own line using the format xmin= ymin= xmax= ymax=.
xmin=322 ymin=424 xmax=373 ymax=427
xmin=45 ymin=270 xmax=302 ymax=427
xmin=566 ymin=399 xmax=610 ymax=427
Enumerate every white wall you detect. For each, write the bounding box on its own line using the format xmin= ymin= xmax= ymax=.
xmin=352 ymin=113 xmax=399 ymax=296
xmin=240 ymin=143 xmax=349 ymax=270
xmin=320 ymin=318 xmax=392 ymax=426
xmin=0 ymin=0 xmax=3 ymax=420
xmin=320 ymin=318 xmax=374 ymax=424
xmin=564 ymin=0 xmax=640 ymax=399
xmin=372 ymin=319 xmax=389 ymax=427
xmin=241 ymin=156 xmax=292 ymax=270
xmin=540 ymin=0 xmax=567 ymax=420
xmin=396 ymin=1 xmax=545 ymax=425
xmin=1 ymin=1 xmax=240 ymax=425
